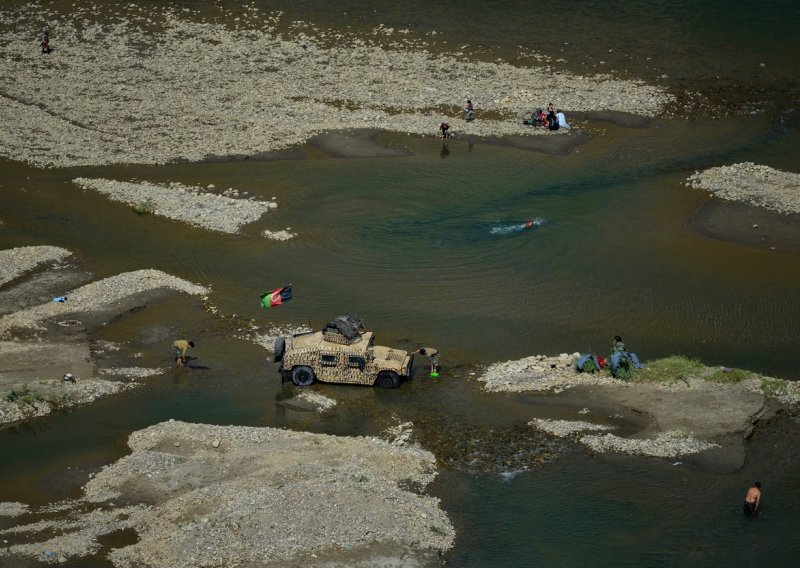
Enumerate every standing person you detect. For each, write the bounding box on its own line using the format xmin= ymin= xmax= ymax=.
xmin=465 ymin=100 xmax=474 ymax=122
xmin=173 ymin=339 xmax=195 ymax=367
xmin=547 ymin=102 xmax=555 ymax=117
xmin=440 ymin=122 xmax=450 ymax=140
xmin=412 ymin=347 xmax=440 ymax=376
xmin=744 ymin=482 xmax=762 ymax=516
xmin=39 ymin=29 xmax=51 ymax=54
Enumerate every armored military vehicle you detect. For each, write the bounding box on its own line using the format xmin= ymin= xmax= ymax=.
xmin=274 ymin=315 xmax=413 ymax=388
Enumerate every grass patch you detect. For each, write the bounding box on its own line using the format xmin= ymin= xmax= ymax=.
xmin=706 ymin=367 xmax=755 ymax=384
xmin=761 ymin=378 xmax=788 ymax=396
xmin=4 ymin=385 xmax=45 ymax=407
xmin=632 ymin=356 xmax=704 ymax=384
xmin=429 ymin=525 xmax=444 ymax=535
xmin=4 ymin=385 xmax=30 ymax=402
xmin=132 ymin=200 xmax=154 ymax=216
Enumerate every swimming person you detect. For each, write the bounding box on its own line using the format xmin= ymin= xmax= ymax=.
xmin=744 ymin=482 xmax=762 ymax=516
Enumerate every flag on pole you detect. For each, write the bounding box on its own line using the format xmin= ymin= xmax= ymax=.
xmin=261 ymin=285 xmax=292 ymax=308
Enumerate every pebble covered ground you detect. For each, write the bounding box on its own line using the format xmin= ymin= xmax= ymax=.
xmin=73 ymin=178 xmax=275 ymax=234
xmin=1 ymin=420 xmax=454 ymax=567
xmin=687 ymin=162 xmax=800 ymax=214
xmin=0 ymin=246 xmax=72 ymax=286
xmin=0 ymin=268 xmax=208 ymax=336
xmin=0 ymin=3 xmax=672 ymax=168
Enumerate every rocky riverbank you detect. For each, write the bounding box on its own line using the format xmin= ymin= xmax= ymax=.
xmin=479 ymin=354 xmax=798 ymax=466
xmin=0 ymin=3 xmax=671 ymax=168
xmin=0 ymin=420 xmax=454 ymax=567
xmin=686 ymin=162 xmax=800 ymax=215
xmin=0 ymin=246 xmax=209 ymax=425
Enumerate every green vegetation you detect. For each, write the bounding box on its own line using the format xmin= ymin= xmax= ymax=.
xmin=761 ymin=378 xmax=788 ymax=396
xmin=4 ymin=385 xmax=45 ymax=407
xmin=132 ymin=200 xmax=154 ymax=215
xmin=429 ymin=525 xmax=444 ymax=535
xmin=706 ymin=367 xmax=755 ymax=384
xmin=4 ymin=385 xmax=30 ymax=402
xmin=631 ymin=356 xmax=704 ymax=384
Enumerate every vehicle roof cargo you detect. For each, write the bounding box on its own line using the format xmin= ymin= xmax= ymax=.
xmin=322 ymin=314 xmax=364 ymax=343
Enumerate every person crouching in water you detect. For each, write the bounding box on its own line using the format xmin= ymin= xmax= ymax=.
xmin=173 ymin=339 xmax=195 ymax=366
xmin=440 ymin=122 xmax=450 ymax=140
xmin=412 ymin=347 xmax=440 ymax=376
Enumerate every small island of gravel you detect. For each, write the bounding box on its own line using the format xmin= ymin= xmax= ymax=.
xmin=478 ymin=354 xmax=798 ymax=469
xmin=0 ymin=420 xmax=454 ymax=568
xmin=73 ymin=178 xmax=276 ymax=235
xmin=686 ymin=162 xmax=800 ymax=215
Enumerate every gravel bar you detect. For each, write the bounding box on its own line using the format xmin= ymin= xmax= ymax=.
xmin=0 ymin=246 xmax=72 ymax=287
xmin=73 ymin=178 xmax=273 ymax=234
xmin=0 ymin=269 xmax=208 ymax=335
xmin=0 ymin=3 xmax=671 ymax=168
xmin=2 ymin=420 xmax=454 ymax=567
xmin=686 ymin=162 xmax=800 ymax=214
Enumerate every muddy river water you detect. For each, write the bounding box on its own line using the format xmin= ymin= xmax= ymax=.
xmin=2 ymin=0 xmax=800 ymax=566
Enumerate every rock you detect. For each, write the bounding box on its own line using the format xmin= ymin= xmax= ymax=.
xmin=212 ymin=439 xmax=220 ymax=448
xmin=174 ymin=442 xmax=181 ymax=447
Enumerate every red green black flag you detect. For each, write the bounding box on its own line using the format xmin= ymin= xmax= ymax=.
xmin=261 ymin=285 xmax=292 ymax=308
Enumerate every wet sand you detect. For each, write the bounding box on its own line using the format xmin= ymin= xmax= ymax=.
xmin=688 ymin=200 xmax=800 ymax=256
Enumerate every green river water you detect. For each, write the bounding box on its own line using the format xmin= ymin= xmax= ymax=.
xmin=2 ymin=1 xmax=800 ymax=566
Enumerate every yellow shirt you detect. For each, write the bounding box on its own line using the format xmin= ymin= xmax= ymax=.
xmin=173 ymin=339 xmax=191 ymax=356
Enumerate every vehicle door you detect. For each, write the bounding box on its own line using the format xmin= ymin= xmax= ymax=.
xmin=317 ymin=351 xmax=342 ymax=383
xmin=342 ymin=353 xmax=370 ymax=384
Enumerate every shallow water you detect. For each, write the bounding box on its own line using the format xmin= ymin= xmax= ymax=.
xmin=2 ymin=1 xmax=800 ymax=566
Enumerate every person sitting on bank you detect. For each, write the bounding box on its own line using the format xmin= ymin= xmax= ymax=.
xmin=744 ymin=481 xmax=762 ymax=516
xmin=412 ymin=347 xmax=440 ymax=375
xmin=556 ymin=109 xmax=569 ymax=129
xmin=173 ymin=339 xmax=195 ymax=366
xmin=612 ymin=335 xmax=626 ymax=353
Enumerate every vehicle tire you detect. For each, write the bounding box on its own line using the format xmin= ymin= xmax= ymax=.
xmin=291 ymin=366 xmax=315 ymax=387
xmin=273 ymin=337 xmax=286 ymax=363
xmin=375 ymin=371 xmax=400 ymax=389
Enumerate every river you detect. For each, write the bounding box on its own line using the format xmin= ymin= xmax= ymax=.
xmin=1 ymin=1 xmax=799 ymax=566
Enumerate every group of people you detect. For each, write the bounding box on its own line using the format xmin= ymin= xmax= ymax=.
xmin=439 ymin=99 xmax=570 ymax=140
xmin=527 ymin=102 xmax=569 ymax=130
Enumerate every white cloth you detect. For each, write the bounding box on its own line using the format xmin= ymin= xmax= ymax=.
xmin=557 ymin=112 xmax=569 ymax=128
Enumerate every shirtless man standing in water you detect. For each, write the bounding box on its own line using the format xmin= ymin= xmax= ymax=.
xmin=744 ymin=481 xmax=762 ymax=516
